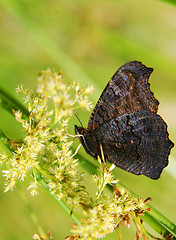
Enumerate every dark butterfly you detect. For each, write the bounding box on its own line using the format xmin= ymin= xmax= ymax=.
xmin=75 ymin=61 xmax=174 ymax=179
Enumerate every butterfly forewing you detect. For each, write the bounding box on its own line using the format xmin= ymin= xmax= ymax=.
xmin=88 ymin=61 xmax=159 ymax=132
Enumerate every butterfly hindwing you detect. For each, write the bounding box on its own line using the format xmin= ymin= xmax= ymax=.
xmin=95 ymin=110 xmax=173 ymax=179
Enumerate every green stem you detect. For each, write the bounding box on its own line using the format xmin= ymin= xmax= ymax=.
xmin=96 ymin=183 xmax=106 ymax=201
xmin=0 ymin=130 xmax=14 ymax=155
xmin=94 ymin=164 xmax=113 ymax=204
xmin=17 ymin=184 xmax=48 ymax=239
xmin=77 ymin=153 xmax=176 ymax=239
xmin=34 ymin=169 xmax=81 ymax=227
xmin=148 ymin=208 xmax=176 ymax=236
xmin=115 ymin=181 xmax=176 ymax=237
xmin=36 ymin=164 xmax=55 ymax=183
xmin=0 ymin=88 xmax=29 ymax=117
xmin=93 ymin=180 xmax=106 ymax=206
xmin=142 ymin=213 xmax=175 ymax=239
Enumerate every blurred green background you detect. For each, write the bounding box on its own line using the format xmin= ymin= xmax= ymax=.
xmin=0 ymin=0 xmax=176 ymax=239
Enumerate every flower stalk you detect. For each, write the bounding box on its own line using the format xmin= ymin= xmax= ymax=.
xmin=34 ymin=169 xmax=81 ymax=227
xmin=17 ymin=184 xmax=48 ymax=239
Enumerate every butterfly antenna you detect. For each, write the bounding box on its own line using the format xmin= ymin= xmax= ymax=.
xmin=74 ymin=109 xmax=83 ymax=127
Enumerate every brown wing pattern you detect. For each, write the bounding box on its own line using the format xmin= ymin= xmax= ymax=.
xmin=75 ymin=61 xmax=174 ymax=179
xmin=88 ymin=61 xmax=159 ymax=131
xmin=94 ymin=111 xmax=174 ymax=179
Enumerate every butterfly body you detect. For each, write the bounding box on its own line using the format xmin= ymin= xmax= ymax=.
xmin=75 ymin=61 xmax=174 ymax=179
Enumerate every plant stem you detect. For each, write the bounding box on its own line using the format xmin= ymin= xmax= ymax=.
xmin=142 ymin=213 xmax=176 ymax=239
xmin=0 ymin=131 xmax=14 ymax=155
xmin=77 ymin=153 xmax=176 ymax=239
xmin=17 ymin=184 xmax=48 ymax=239
xmin=0 ymin=88 xmax=29 ymax=118
xmin=148 ymin=208 xmax=176 ymax=236
xmin=115 ymin=182 xmax=176 ymax=238
xmin=35 ymin=169 xmax=81 ymax=227
xmin=36 ymin=165 xmax=55 ymax=183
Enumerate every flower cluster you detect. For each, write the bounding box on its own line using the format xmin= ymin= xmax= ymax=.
xmin=0 ymin=69 xmax=149 ymax=239
xmin=70 ymin=159 xmax=148 ymax=240
xmin=0 ymin=69 xmax=93 ymax=208
xmin=71 ymin=194 xmax=147 ymax=239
